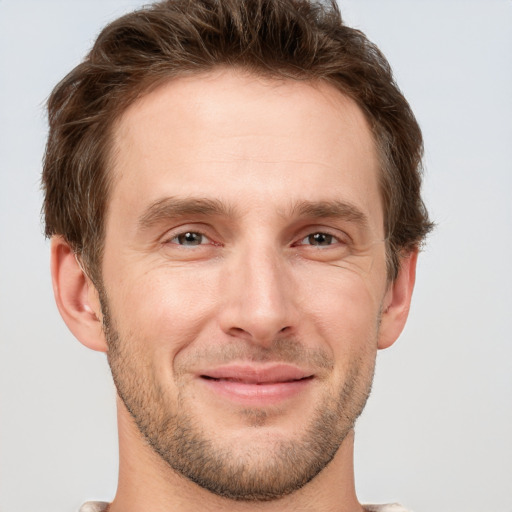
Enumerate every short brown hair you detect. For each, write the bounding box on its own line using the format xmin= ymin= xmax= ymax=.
xmin=42 ymin=0 xmax=433 ymax=283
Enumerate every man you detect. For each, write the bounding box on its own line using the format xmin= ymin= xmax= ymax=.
xmin=42 ymin=0 xmax=432 ymax=510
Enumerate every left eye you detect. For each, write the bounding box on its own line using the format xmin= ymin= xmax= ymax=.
xmin=170 ymin=232 xmax=210 ymax=246
xmin=299 ymin=232 xmax=338 ymax=246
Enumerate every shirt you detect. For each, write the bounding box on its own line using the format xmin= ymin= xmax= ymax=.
xmin=79 ymin=500 xmax=412 ymax=511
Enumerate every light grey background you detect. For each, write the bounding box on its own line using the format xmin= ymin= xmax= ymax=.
xmin=1 ymin=1 xmax=511 ymax=511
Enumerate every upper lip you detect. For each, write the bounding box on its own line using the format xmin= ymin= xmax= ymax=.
xmin=199 ymin=364 xmax=313 ymax=384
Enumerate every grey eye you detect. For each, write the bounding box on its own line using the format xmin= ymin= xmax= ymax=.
xmin=172 ymin=232 xmax=207 ymax=246
xmin=302 ymin=233 xmax=335 ymax=246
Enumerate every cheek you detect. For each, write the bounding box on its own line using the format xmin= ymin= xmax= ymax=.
xmin=297 ymin=261 xmax=384 ymax=325
xmin=295 ymin=264 xmax=384 ymax=365
xmin=104 ymin=263 xmax=221 ymax=357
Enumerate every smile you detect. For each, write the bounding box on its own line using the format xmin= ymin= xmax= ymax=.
xmin=198 ymin=364 xmax=315 ymax=405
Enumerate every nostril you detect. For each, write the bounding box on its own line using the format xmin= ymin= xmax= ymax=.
xmin=223 ymin=320 xmax=295 ymax=345
xmin=228 ymin=327 xmax=248 ymax=337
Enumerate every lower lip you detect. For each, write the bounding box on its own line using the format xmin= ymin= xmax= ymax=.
xmin=200 ymin=377 xmax=313 ymax=406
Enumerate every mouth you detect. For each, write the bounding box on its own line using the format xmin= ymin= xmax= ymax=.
xmin=198 ymin=364 xmax=315 ymax=405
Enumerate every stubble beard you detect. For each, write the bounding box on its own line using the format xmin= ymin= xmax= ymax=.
xmin=101 ymin=292 xmax=377 ymax=502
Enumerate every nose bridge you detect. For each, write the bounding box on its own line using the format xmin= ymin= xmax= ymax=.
xmin=246 ymin=243 xmax=286 ymax=308
xmin=220 ymin=236 xmax=297 ymax=343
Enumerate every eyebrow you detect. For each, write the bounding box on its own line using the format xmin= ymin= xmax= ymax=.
xmin=288 ymin=200 xmax=368 ymax=227
xmin=137 ymin=196 xmax=368 ymax=231
xmin=138 ymin=197 xmax=237 ymax=231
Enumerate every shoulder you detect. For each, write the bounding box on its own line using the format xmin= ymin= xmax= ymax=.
xmin=364 ymin=504 xmax=413 ymax=512
xmin=78 ymin=502 xmax=109 ymax=512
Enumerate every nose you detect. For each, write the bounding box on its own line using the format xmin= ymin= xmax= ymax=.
xmin=218 ymin=243 xmax=299 ymax=347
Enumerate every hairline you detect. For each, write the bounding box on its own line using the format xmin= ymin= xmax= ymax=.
xmin=81 ymin=66 xmax=401 ymax=285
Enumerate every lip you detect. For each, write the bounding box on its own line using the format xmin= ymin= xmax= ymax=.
xmin=197 ymin=364 xmax=314 ymax=405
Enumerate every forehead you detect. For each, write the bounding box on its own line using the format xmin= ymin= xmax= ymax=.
xmin=108 ymin=69 xmax=382 ymax=230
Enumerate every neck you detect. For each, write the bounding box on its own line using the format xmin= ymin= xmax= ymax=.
xmin=109 ymin=400 xmax=364 ymax=512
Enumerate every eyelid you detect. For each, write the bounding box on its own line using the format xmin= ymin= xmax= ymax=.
xmin=292 ymin=227 xmax=352 ymax=247
xmin=159 ymin=223 xmax=352 ymax=247
xmin=160 ymin=224 xmax=219 ymax=246
xmin=170 ymin=232 xmax=211 ymax=245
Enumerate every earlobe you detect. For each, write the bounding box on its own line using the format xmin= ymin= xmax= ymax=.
xmin=377 ymin=250 xmax=418 ymax=350
xmin=50 ymin=236 xmax=108 ymax=352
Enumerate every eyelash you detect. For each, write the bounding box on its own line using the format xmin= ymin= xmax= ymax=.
xmin=164 ymin=229 xmax=348 ymax=248
xmin=296 ymin=232 xmax=345 ymax=247
xmin=167 ymin=231 xmax=214 ymax=247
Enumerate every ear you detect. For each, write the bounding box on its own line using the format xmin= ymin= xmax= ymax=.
xmin=50 ymin=236 xmax=108 ymax=352
xmin=377 ymin=250 xmax=418 ymax=350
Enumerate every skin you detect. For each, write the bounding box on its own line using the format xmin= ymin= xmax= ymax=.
xmin=51 ymin=69 xmax=417 ymax=512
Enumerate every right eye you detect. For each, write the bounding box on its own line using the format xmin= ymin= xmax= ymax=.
xmin=168 ymin=231 xmax=211 ymax=246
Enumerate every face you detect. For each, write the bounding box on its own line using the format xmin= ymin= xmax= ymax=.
xmin=101 ymin=70 xmax=390 ymax=501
